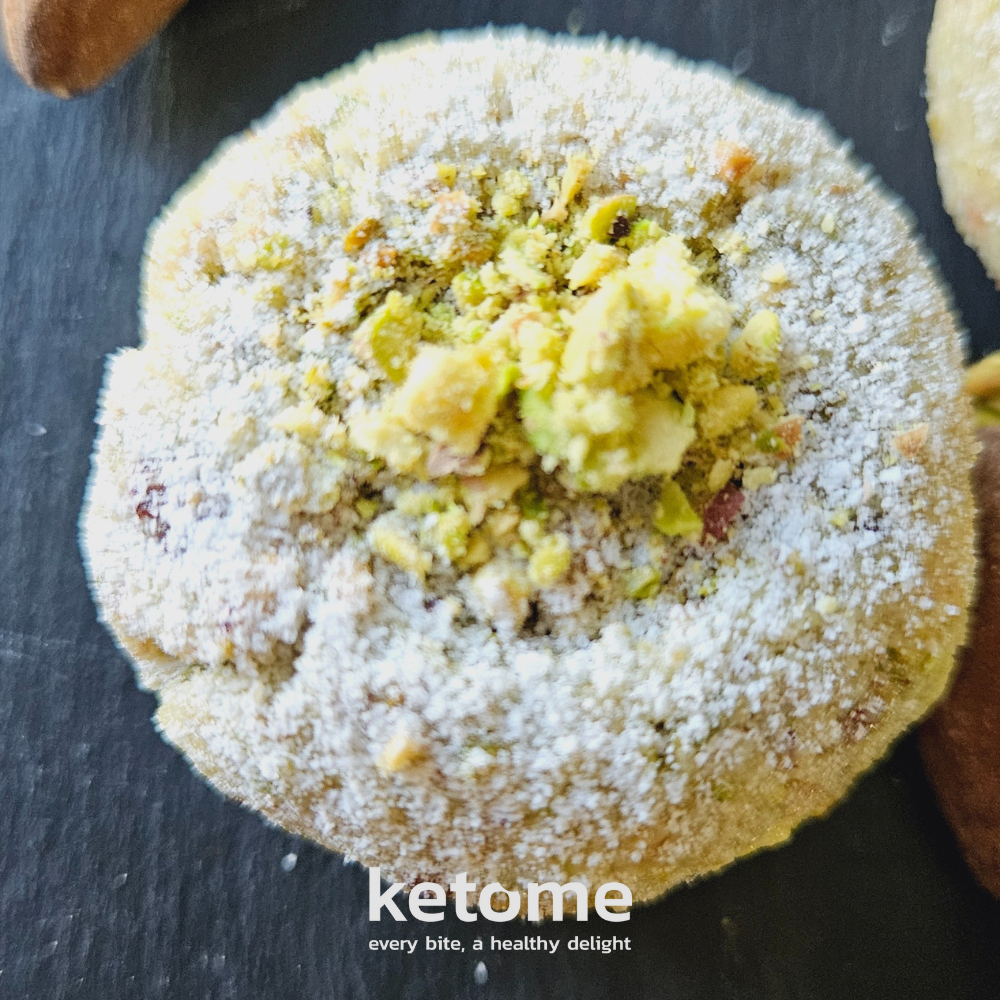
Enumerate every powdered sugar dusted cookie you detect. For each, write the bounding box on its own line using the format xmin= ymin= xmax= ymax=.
xmin=82 ymin=31 xmax=977 ymax=909
xmin=927 ymin=0 xmax=1000 ymax=284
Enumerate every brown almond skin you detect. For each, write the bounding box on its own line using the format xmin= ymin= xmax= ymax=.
xmin=2 ymin=0 xmax=188 ymax=97
xmin=921 ymin=427 xmax=1000 ymax=899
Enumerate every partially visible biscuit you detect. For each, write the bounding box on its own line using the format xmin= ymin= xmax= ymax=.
xmin=927 ymin=0 xmax=1000 ymax=284
xmin=2 ymin=0 xmax=188 ymax=97
xmin=921 ymin=427 xmax=1000 ymax=899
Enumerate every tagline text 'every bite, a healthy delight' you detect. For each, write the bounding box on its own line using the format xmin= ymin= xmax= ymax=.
xmin=369 ymin=868 xmax=632 ymax=922
xmin=369 ymin=935 xmax=633 ymax=954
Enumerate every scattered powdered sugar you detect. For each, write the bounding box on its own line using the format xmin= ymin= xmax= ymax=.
xmin=81 ymin=31 xmax=976 ymax=901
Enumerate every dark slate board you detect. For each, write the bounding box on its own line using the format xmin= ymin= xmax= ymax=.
xmin=2 ymin=0 xmax=999 ymax=996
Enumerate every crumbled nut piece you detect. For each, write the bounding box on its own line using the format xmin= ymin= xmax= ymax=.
xmin=527 ymin=533 xmax=572 ymax=587
xmin=436 ymin=163 xmax=458 ymax=187
xmin=713 ymin=140 xmax=757 ymax=184
xmin=625 ymin=565 xmax=660 ymax=599
xmin=653 ymin=480 xmax=702 ymax=540
xmin=425 ymin=444 xmax=489 ymax=478
xmin=742 ymin=466 xmax=777 ymax=490
xmin=375 ymin=244 xmax=398 ymax=269
xmin=541 ymin=154 xmax=592 ymax=222
xmin=459 ymin=465 xmax=530 ymax=525
xmin=772 ymin=415 xmax=804 ymax=455
xmin=344 ymin=217 xmax=380 ymax=253
xmin=761 ymin=263 xmax=789 ymax=286
xmin=892 ymin=423 xmax=929 ymax=458
xmin=699 ymin=384 xmax=759 ymax=439
xmin=820 ymin=213 xmax=836 ymax=235
xmin=707 ymin=457 xmax=735 ymax=493
xmin=492 ymin=191 xmax=520 ymax=217
xmin=829 ymin=509 xmax=851 ymax=528
xmin=730 ymin=309 xmax=781 ymax=380
xmin=368 ymin=519 xmax=432 ymax=579
xmin=352 ymin=291 xmax=424 ymax=384
xmin=378 ymin=729 xmax=426 ymax=773
xmin=815 ymin=595 xmax=840 ymax=616
xmin=425 ymin=507 xmax=472 ymax=563
xmin=428 ymin=190 xmax=479 ymax=234
xmin=566 ymin=243 xmax=626 ymax=289
xmin=337 ymin=179 xmax=795 ymax=610
xmin=272 ymin=402 xmax=325 ymax=441
xmin=355 ymin=498 xmax=379 ymax=521
xmin=471 ymin=559 xmax=532 ymax=629
xmin=394 ymin=344 xmax=505 ymax=456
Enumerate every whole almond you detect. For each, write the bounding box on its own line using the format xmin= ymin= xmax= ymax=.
xmin=2 ymin=0 xmax=189 ymax=97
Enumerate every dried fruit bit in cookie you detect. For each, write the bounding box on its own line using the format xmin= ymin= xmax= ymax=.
xmin=730 ymin=309 xmax=782 ymax=380
xmin=653 ymin=480 xmax=702 ymax=540
xmin=892 ymin=423 xmax=929 ymax=458
xmin=965 ymin=351 xmax=1000 ymax=398
xmin=702 ymin=483 xmax=745 ymax=541
xmin=378 ymin=730 xmax=425 ymax=773
xmin=713 ymin=140 xmax=757 ymax=184
xmin=368 ymin=519 xmax=432 ymax=579
xmin=527 ymin=533 xmax=572 ymax=588
xmin=344 ymin=217 xmax=380 ymax=252
xmin=541 ymin=154 xmax=592 ymax=222
xmin=582 ymin=194 xmax=637 ymax=242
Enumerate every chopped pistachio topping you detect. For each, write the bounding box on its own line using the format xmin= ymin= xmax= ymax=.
xmin=267 ymin=157 xmax=801 ymax=620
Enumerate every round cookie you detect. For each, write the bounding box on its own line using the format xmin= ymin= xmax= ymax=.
xmin=921 ymin=427 xmax=1000 ymax=900
xmin=81 ymin=31 xmax=977 ymax=909
xmin=927 ymin=0 xmax=1000 ymax=285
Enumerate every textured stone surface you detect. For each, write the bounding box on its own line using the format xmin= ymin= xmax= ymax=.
xmin=1 ymin=1 xmax=999 ymax=996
